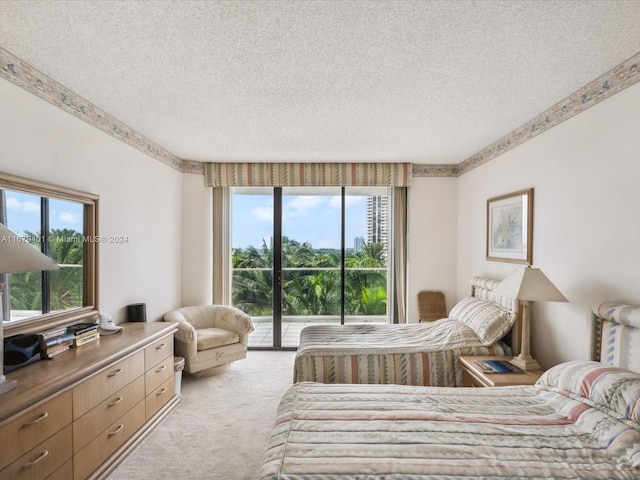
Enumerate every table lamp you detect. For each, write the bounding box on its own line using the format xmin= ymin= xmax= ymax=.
xmin=0 ymin=222 xmax=60 ymax=395
xmin=493 ymin=266 xmax=568 ymax=371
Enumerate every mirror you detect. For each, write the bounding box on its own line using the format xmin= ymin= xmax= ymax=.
xmin=0 ymin=172 xmax=98 ymax=336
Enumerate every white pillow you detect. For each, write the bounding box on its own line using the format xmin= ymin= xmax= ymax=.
xmin=537 ymin=360 xmax=640 ymax=430
xmin=449 ymin=296 xmax=515 ymax=345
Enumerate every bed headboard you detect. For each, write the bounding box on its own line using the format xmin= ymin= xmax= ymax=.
xmin=470 ymin=276 xmax=522 ymax=355
xmin=590 ymin=302 xmax=640 ymax=372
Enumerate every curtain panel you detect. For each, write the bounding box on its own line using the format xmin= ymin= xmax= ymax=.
xmin=204 ymin=162 xmax=412 ymax=187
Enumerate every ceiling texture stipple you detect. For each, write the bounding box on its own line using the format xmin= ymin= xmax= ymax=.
xmin=0 ymin=0 xmax=639 ymax=174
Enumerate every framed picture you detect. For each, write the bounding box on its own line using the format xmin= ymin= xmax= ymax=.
xmin=486 ymin=188 xmax=533 ymax=264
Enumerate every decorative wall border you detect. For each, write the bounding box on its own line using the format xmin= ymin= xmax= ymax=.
xmin=0 ymin=47 xmax=184 ymax=172
xmin=1 ymin=46 xmax=638 ymax=178
xmin=454 ymin=51 xmax=640 ymax=176
xmin=181 ymin=160 xmax=205 ymax=175
xmin=411 ymin=164 xmax=458 ymax=177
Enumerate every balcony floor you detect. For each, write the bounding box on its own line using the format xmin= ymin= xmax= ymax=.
xmin=248 ymin=317 xmax=386 ymax=348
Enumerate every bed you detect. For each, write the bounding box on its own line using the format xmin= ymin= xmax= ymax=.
xmin=293 ymin=276 xmax=522 ymax=387
xmin=259 ymin=301 xmax=640 ymax=479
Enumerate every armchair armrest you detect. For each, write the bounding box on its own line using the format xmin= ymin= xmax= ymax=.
xmin=164 ymin=310 xmax=198 ymax=360
xmin=210 ymin=306 xmax=255 ymax=338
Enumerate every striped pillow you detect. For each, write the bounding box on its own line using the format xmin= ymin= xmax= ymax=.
xmin=537 ymin=360 xmax=640 ymax=430
xmin=449 ymin=296 xmax=515 ymax=345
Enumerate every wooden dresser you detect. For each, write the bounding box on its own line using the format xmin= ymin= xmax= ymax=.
xmin=0 ymin=322 xmax=178 ymax=480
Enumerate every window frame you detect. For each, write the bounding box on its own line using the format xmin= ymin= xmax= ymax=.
xmin=0 ymin=172 xmax=99 ymax=336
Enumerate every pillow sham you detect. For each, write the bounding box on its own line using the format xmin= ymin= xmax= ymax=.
xmin=537 ymin=360 xmax=640 ymax=430
xmin=448 ymin=296 xmax=515 ymax=345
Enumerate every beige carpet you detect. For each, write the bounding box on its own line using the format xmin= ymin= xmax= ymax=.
xmin=107 ymin=350 xmax=297 ymax=480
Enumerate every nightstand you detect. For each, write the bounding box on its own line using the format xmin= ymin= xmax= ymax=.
xmin=459 ymin=356 xmax=543 ymax=387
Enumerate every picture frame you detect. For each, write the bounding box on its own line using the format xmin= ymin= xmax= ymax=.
xmin=486 ymin=188 xmax=533 ymax=264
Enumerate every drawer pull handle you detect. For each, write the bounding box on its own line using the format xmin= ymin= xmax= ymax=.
xmin=156 ymin=365 xmax=166 ymax=372
xmin=155 ymin=343 xmax=166 ymax=350
xmin=109 ymin=424 xmax=124 ymax=436
xmin=23 ymin=412 xmax=49 ymax=426
xmin=157 ymin=387 xmax=167 ymax=396
xmin=108 ymin=368 xmax=123 ymax=377
xmin=23 ymin=450 xmax=48 ymax=467
xmin=108 ymin=396 xmax=124 ymax=407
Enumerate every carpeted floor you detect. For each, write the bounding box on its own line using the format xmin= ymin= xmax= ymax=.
xmin=106 ymin=350 xmax=297 ymax=480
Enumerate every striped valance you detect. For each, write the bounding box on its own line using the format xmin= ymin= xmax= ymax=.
xmin=204 ymin=162 xmax=412 ymax=187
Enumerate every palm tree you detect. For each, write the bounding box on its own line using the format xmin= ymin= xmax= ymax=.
xmin=232 ymin=240 xmax=274 ymax=315
xmin=10 ymin=229 xmax=83 ymax=311
xmin=232 ymin=238 xmax=388 ymax=318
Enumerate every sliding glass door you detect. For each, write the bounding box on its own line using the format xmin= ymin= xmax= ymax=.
xmin=232 ymin=186 xmax=390 ymax=349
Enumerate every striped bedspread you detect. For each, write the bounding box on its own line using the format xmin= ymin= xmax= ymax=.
xmin=260 ymin=362 xmax=640 ymax=479
xmin=294 ymin=320 xmax=510 ymax=386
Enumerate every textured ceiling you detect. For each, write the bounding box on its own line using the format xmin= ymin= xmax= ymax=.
xmin=1 ymin=0 xmax=639 ymax=165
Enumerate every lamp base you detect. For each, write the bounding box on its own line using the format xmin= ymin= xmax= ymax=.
xmin=510 ymin=354 xmax=541 ymax=372
xmin=0 ymin=377 xmax=17 ymax=395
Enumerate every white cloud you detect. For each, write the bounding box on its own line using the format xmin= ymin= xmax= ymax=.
xmin=251 ymin=206 xmax=273 ymax=223
xmin=6 ymin=197 xmax=39 ymax=213
xmin=58 ymin=211 xmax=80 ymax=224
xmin=285 ymin=196 xmax=326 ymax=214
xmin=328 ymin=195 xmax=365 ymax=209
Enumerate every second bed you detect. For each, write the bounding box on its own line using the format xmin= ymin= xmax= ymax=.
xmin=294 ymin=276 xmax=521 ymax=387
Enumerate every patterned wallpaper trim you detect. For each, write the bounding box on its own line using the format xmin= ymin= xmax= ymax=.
xmin=1 ymin=47 xmax=638 ymax=177
xmin=455 ymin=51 xmax=640 ymax=177
xmin=0 ymin=47 xmax=184 ymax=172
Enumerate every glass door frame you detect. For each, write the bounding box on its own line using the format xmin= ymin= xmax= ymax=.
xmin=234 ymin=186 xmax=391 ymax=350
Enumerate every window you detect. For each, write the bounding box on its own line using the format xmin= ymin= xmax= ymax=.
xmin=0 ymin=173 xmax=98 ymax=336
xmin=231 ymin=186 xmax=390 ymax=348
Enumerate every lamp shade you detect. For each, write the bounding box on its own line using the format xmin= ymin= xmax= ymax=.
xmin=0 ymin=223 xmax=60 ymax=274
xmin=493 ymin=266 xmax=568 ymax=302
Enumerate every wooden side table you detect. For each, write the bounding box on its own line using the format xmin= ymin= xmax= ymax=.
xmin=459 ymin=356 xmax=543 ymax=387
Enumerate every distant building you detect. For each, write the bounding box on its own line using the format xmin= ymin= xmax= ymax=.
xmin=366 ymin=196 xmax=388 ymax=252
xmin=353 ymin=236 xmax=365 ymax=253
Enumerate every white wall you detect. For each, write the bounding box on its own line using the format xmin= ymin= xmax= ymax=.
xmin=180 ymin=172 xmax=213 ymax=306
xmin=4 ymin=67 xmax=637 ymax=366
xmin=0 ymin=80 xmax=183 ymax=323
xmin=407 ymin=177 xmax=458 ymax=322
xmin=457 ymin=81 xmax=640 ymax=368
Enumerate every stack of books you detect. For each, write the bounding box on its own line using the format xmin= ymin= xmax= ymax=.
xmin=38 ymin=326 xmax=75 ymax=358
xmin=38 ymin=322 xmax=100 ymax=358
xmin=473 ymin=359 xmax=523 ymax=374
xmin=67 ymin=323 xmax=100 ymax=347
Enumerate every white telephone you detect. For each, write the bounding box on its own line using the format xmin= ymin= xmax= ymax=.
xmin=98 ymin=313 xmax=123 ymax=335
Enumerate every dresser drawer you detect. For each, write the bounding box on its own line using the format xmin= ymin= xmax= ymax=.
xmin=0 ymin=391 xmax=72 ymax=471
xmin=73 ymin=350 xmax=145 ymax=419
xmin=145 ymin=354 xmax=174 ymax=393
xmin=73 ymin=401 xmax=146 ymax=480
xmin=146 ymin=376 xmax=174 ymax=420
xmin=73 ymin=376 xmax=145 ymax=453
xmin=45 ymin=460 xmax=72 ymax=480
xmin=0 ymin=425 xmax=72 ymax=480
xmin=144 ymin=334 xmax=173 ymax=370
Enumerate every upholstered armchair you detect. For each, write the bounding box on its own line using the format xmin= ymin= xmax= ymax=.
xmin=164 ymin=305 xmax=254 ymax=377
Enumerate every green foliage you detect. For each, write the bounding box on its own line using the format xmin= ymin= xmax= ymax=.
xmin=9 ymin=229 xmax=83 ymax=312
xmin=232 ymin=238 xmax=387 ymax=318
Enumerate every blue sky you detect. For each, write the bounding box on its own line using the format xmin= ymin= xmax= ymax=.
xmin=232 ymin=192 xmax=368 ymax=250
xmin=4 ymin=191 xmax=83 ymax=236
xmin=4 ymin=190 xmax=371 ymax=251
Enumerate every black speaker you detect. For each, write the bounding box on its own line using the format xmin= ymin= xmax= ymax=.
xmin=127 ymin=303 xmax=147 ymax=322
xmin=4 ymin=334 xmax=41 ymax=374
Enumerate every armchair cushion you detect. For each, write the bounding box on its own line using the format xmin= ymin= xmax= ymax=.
xmin=197 ymin=327 xmax=240 ymax=350
xmin=164 ymin=304 xmax=254 ymax=376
